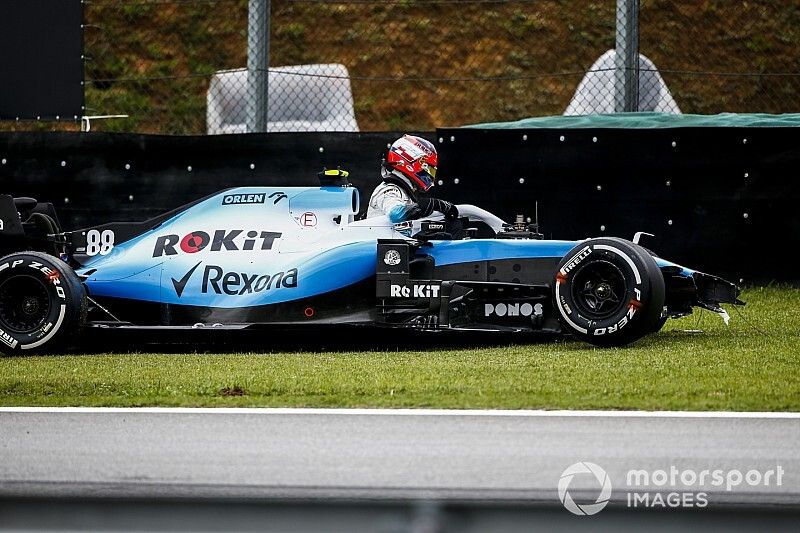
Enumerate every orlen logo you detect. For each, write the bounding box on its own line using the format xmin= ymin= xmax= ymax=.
xmin=153 ymin=230 xmax=281 ymax=257
xmin=222 ymin=193 xmax=266 ymax=205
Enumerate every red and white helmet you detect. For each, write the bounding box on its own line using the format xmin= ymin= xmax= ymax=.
xmin=385 ymin=135 xmax=438 ymax=192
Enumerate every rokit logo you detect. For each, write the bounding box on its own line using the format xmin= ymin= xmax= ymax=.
xmin=172 ymin=263 xmax=298 ymax=297
xmin=484 ymin=302 xmax=543 ymax=317
xmin=389 ymin=283 xmax=440 ymax=298
xmin=222 ymin=193 xmax=266 ymax=205
xmin=153 ymin=230 xmax=282 ymax=257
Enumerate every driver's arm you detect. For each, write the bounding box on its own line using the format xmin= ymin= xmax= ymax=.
xmin=373 ymin=185 xmax=417 ymax=223
xmin=374 ymin=185 xmax=458 ymax=223
xmin=415 ymin=197 xmax=459 ymax=220
xmin=392 ymin=197 xmax=459 ymax=222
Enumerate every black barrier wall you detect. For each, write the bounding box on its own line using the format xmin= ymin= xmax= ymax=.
xmin=0 ymin=131 xmax=405 ymax=225
xmin=1 ymin=130 xmax=798 ymax=281
xmin=435 ymin=127 xmax=800 ymax=282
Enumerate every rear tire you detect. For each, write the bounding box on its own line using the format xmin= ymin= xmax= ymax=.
xmin=0 ymin=252 xmax=86 ymax=355
xmin=553 ymin=238 xmax=665 ymax=347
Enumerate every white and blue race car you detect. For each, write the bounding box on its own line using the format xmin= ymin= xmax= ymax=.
xmin=0 ymin=172 xmax=742 ymax=353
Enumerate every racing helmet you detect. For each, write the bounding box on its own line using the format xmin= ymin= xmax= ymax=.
xmin=385 ymin=135 xmax=438 ymax=192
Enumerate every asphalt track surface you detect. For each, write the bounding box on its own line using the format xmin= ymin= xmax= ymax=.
xmin=0 ymin=408 xmax=798 ymax=510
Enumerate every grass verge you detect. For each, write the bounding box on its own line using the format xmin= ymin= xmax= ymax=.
xmin=1 ymin=286 xmax=798 ymax=410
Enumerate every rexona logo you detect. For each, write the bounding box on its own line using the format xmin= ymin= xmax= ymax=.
xmin=203 ymin=265 xmax=297 ymax=295
xmin=390 ymin=283 xmax=440 ymax=298
xmin=222 ymin=193 xmax=266 ymax=205
xmin=153 ymin=230 xmax=281 ymax=257
xmin=172 ymin=263 xmax=298 ymax=297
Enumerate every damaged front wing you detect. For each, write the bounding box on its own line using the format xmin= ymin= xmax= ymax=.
xmin=663 ymin=265 xmax=744 ymax=324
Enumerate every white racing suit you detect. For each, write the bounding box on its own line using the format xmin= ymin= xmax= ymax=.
xmin=367 ymin=171 xmax=457 ymax=223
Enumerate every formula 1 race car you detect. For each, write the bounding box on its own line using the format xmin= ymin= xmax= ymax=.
xmin=0 ymin=172 xmax=743 ymax=354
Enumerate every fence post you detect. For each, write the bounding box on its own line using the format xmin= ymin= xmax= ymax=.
xmin=247 ymin=0 xmax=270 ymax=133
xmin=615 ymin=0 xmax=639 ymax=112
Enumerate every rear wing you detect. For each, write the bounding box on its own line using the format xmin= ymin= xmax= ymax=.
xmin=0 ymin=194 xmax=65 ymax=256
xmin=0 ymin=194 xmax=25 ymax=237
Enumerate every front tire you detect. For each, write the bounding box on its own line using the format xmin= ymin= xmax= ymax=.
xmin=553 ymin=238 xmax=665 ymax=347
xmin=0 ymin=252 xmax=86 ymax=355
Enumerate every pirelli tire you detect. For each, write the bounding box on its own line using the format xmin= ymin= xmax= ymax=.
xmin=553 ymin=238 xmax=665 ymax=347
xmin=0 ymin=252 xmax=87 ymax=355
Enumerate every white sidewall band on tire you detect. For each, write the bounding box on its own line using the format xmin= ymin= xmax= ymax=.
xmin=554 ymin=280 xmax=588 ymax=334
xmin=554 ymin=238 xmax=665 ymax=347
xmin=21 ymin=304 xmax=66 ymax=350
xmin=594 ymin=244 xmax=642 ymax=284
xmin=0 ymin=252 xmax=86 ymax=355
xmin=556 ymin=244 xmax=642 ymax=331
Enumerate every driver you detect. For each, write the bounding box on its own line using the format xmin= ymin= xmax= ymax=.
xmin=367 ymin=135 xmax=459 ymax=223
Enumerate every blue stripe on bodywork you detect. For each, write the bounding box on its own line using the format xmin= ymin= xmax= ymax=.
xmin=655 ymin=257 xmax=695 ymax=277
xmin=420 ymin=239 xmax=580 ymax=266
xmin=287 ymin=240 xmax=377 ymax=301
xmin=423 ymin=239 xmax=697 ymax=278
xmin=86 ymin=263 xmax=163 ymax=301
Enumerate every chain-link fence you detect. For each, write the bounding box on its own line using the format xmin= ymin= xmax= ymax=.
xmin=83 ymin=0 xmax=250 ymax=134
xmin=639 ymin=0 xmax=800 ymax=114
xmin=80 ymin=0 xmax=618 ymax=134
xmin=4 ymin=0 xmax=800 ymax=134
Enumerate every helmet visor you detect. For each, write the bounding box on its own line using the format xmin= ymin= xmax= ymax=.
xmin=416 ymin=161 xmax=437 ymax=191
xmin=422 ymin=162 xmax=437 ymax=179
xmin=414 ymin=170 xmax=435 ymax=191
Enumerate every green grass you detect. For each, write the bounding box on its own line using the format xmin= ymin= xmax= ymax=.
xmin=1 ymin=287 xmax=798 ymax=411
